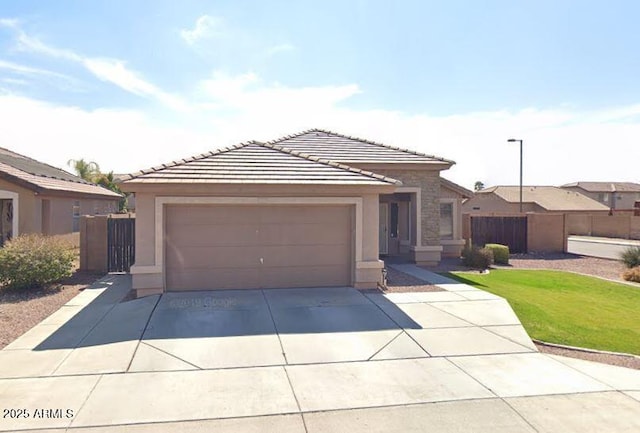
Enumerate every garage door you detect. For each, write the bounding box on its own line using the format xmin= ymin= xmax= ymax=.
xmin=164 ymin=204 xmax=353 ymax=290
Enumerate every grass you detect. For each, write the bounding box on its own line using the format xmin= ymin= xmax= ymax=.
xmin=446 ymin=269 xmax=640 ymax=355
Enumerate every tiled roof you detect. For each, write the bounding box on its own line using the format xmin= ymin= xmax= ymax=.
xmin=441 ymin=177 xmax=473 ymax=199
xmin=478 ymin=186 xmax=609 ymax=211
xmin=269 ymin=129 xmax=454 ymax=165
xmin=561 ymin=181 xmax=640 ymax=193
xmin=0 ymin=147 xmax=121 ymax=198
xmin=121 ymin=141 xmax=401 ymax=186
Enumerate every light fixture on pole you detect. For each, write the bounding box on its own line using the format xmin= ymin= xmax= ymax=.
xmin=507 ymin=138 xmax=524 ymax=213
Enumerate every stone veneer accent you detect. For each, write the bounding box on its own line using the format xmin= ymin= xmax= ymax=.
xmin=373 ymin=169 xmax=441 ymax=247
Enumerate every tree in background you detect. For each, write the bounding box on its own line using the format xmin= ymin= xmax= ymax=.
xmin=67 ymin=159 xmax=100 ymax=182
xmin=474 ymin=181 xmax=485 ymax=191
xmin=68 ymin=160 xmax=127 ymax=212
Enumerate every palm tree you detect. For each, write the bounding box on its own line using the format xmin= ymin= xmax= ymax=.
xmin=95 ymin=171 xmax=127 ymax=212
xmin=474 ymin=181 xmax=485 ymax=191
xmin=67 ymin=159 xmax=100 ymax=182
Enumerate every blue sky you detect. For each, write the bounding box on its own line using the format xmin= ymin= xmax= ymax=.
xmin=0 ymin=1 xmax=639 ymax=188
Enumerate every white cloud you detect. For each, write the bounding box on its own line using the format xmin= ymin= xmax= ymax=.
xmin=1 ymin=76 xmax=638 ymax=191
xmin=265 ymin=43 xmax=295 ymax=57
xmin=0 ymin=59 xmax=72 ymax=80
xmin=83 ymin=58 xmax=188 ymax=110
xmin=180 ymin=15 xmax=222 ymax=45
xmin=2 ymin=21 xmax=186 ymax=109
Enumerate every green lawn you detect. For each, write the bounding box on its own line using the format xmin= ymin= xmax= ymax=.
xmin=446 ymin=270 xmax=640 ymax=355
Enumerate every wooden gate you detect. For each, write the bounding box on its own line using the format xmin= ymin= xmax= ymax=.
xmin=107 ymin=217 xmax=135 ymax=272
xmin=471 ymin=216 xmax=528 ymax=253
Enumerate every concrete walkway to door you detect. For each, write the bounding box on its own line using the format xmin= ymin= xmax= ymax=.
xmin=0 ymin=268 xmax=639 ymax=432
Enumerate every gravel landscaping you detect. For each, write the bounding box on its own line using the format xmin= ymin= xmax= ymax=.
xmin=428 ymin=252 xmax=633 ymax=283
xmin=381 ymin=267 xmax=443 ymax=293
xmin=0 ymin=271 xmax=104 ymax=349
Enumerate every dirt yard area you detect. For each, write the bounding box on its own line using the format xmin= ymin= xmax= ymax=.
xmin=0 ymin=271 xmax=104 ymax=349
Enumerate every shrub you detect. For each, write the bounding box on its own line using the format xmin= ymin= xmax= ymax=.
xmin=622 ymin=266 xmax=640 ymax=283
xmin=462 ymin=245 xmax=494 ymax=269
xmin=0 ymin=234 xmax=75 ymax=290
xmin=620 ymin=246 xmax=640 ymax=269
xmin=484 ymin=243 xmax=510 ymax=265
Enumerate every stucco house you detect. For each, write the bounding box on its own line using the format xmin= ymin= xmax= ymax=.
xmin=0 ymin=147 xmax=121 ymax=245
xmin=120 ymin=129 xmax=466 ymax=296
xmin=560 ymin=182 xmax=640 ymax=212
xmin=462 ymin=185 xmax=609 ymax=214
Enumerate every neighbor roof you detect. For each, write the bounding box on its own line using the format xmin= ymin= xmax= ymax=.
xmin=121 ymin=141 xmax=401 ymax=186
xmin=561 ymin=181 xmax=640 ymax=193
xmin=478 ymin=186 xmax=609 ymax=211
xmin=441 ymin=177 xmax=473 ymax=199
xmin=269 ymin=129 xmax=454 ymax=166
xmin=0 ymin=147 xmax=121 ymax=198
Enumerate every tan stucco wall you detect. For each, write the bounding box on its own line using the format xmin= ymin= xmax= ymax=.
xmin=41 ymin=195 xmax=118 ymax=235
xmin=527 ymin=213 xmax=565 ymax=253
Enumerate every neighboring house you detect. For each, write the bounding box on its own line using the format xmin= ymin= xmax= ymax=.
xmin=462 ymin=186 xmax=609 ymax=214
xmin=560 ymin=182 xmax=640 ymax=211
xmin=0 ymin=147 xmax=121 ymax=245
xmin=120 ymin=129 xmax=463 ymax=296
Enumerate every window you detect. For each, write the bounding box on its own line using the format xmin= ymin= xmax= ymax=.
xmin=440 ymin=202 xmax=454 ymax=240
xmin=597 ymin=193 xmax=609 ymax=204
xmin=72 ymin=200 xmax=80 ymax=232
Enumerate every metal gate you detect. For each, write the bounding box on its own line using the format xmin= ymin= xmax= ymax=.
xmin=107 ymin=217 xmax=135 ymax=272
xmin=471 ymin=216 xmax=528 ymax=253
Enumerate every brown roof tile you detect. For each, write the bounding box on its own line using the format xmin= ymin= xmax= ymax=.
xmin=0 ymin=161 xmax=121 ymax=198
xmin=268 ymin=129 xmax=454 ymax=165
xmin=561 ymin=181 xmax=640 ymax=193
xmin=122 ymin=142 xmax=401 ymax=186
xmin=478 ymin=186 xmax=609 ymax=211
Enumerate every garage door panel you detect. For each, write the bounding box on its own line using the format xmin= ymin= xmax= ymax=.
xmin=261 ymin=245 xmax=350 ymax=267
xmin=257 ymin=223 xmax=349 ymax=245
xmin=165 ymin=205 xmax=258 ymax=225
xmin=167 ymin=225 xmax=260 ymax=247
xmin=166 ymin=268 xmax=261 ymax=290
xmin=259 ymin=206 xmax=350 ymax=224
xmin=166 ymin=246 xmax=262 ymax=269
xmin=261 ymin=266 xmax=351 ymax=289
xmin=165 ymin=204 xmax=352 ymax=291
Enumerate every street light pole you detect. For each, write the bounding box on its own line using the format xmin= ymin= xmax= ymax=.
xmin=507 ymin=138 xmax=524 ymax=213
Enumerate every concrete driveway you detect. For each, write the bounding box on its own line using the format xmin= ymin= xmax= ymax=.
xmin=1 ymin=267 xmax=639 ymax=432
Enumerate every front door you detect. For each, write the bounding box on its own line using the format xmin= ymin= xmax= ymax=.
xmin=379 ymin=203 xmax=388 ymax=255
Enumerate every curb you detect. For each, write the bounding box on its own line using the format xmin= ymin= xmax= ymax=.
xmin=533 ymin=339 xmax=640 ymax=360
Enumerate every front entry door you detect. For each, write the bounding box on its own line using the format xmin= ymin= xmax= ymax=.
xmin=379 ymin=203 xmax=388 ymax=255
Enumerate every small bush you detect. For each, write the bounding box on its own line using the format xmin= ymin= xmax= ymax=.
xmin=462 ymin=245 xmax=494 ymax=269
xmin=0 ymin=234 xmax=75 ymax=290
xmin=484 ymin=243 xmax=510 ymax=265
xmin=622 ymin=266 xmax=640 ymax=283
xmin=620 ymin=246 xmax=640 ymax=269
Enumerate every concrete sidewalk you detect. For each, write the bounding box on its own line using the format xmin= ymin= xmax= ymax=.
xmin=1 ymin=268 xmax=639 ymax=432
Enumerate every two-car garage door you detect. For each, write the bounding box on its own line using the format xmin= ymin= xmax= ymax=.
xmin=164 ymin=204 xmax=353 ymax=291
